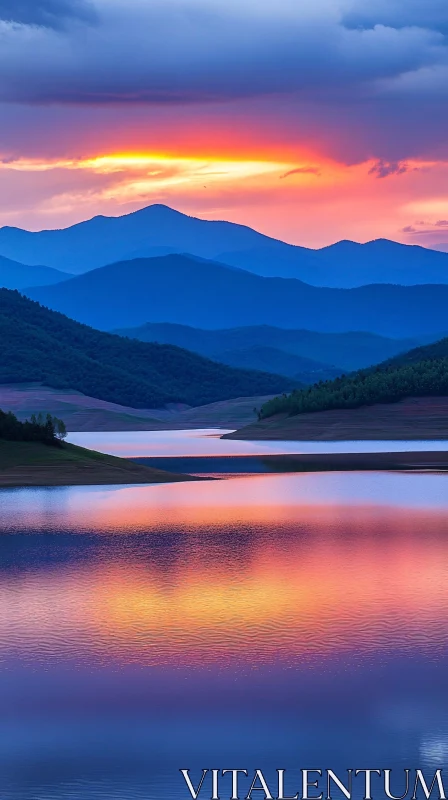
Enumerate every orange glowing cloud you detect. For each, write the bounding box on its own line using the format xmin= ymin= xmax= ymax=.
xmin=1 ymin=136 xmax=448 ymax=247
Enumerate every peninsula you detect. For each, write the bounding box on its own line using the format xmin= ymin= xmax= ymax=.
xmin=0 ymin=439 xmax=196 ymax=487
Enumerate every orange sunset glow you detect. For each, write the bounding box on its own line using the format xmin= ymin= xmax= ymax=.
xmin=2 ymin=1 xmax=448 ymax=246
xmin=2 ymin=144 xmax=448 ymax=247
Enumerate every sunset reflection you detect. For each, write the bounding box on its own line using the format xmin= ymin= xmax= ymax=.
xmin=1 ymin=474 xmax=447 ymax=670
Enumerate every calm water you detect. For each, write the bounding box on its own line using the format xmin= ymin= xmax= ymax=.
xmin=67 ymin=429 xmax=448 ymax=458
xmin=1 ymin=467 xmax=448 ymax=799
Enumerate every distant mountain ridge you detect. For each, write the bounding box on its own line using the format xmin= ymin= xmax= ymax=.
xmin=1 ymin=203 xmax=448 ymax=287
xmin=0 ymin=255 xmax=70 ymax=290
xmin=114 ymin=321 xmax=421 ymax=374
xmin=0 ymin=289 xmax=293 ymax=409
xmin=219 ymin=238 xmax=448 ymax=287
xmin=211 ymin=346 xmax=341 ymax=381
xmin=0 ymin=205 xmax=273 ymax=275
xmin=25 ymin=253 xmax=448 ymax=338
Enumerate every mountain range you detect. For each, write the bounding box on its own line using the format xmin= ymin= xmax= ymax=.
xmin=1 ymin=203 xmax=448 ymax=287
xmin=114 ymin=322 xmax=423 ymax=375
xmin=26 ymin=253 xmax=448 ymax=338
xmin=0 ymin=255 xmax=70 ymax=290
xmin=0 ymin=289 xmax=292 ymax=409
xmin=218 ymin=238 xmax=448 ymax=287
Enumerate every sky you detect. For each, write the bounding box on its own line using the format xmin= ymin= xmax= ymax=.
xmin=1 ymin=0 xmax=448 ymax=248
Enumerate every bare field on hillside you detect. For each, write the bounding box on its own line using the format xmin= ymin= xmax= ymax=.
xmin=225 ymin=397 xmax=448 ymax=440
xmin=0 ymin=384 xmax=270 ymax=431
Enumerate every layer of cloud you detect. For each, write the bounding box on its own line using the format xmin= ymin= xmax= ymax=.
xmin=1 ymin=0 xmax=448 ymax=235
xmin=0 ymin=0 xmax=446 ymax=106
xmin=342 ymin=0 xmax=448 ymax=34
xmin=0 ymin=0 xmax=96 ymax=29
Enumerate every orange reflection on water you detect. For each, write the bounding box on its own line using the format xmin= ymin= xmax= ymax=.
xmin=7 ymin=472 xmax=448 ymax=533
xmin=1 ymin=479 xmax=448 ymax=669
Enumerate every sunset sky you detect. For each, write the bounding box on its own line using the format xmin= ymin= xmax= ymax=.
xmin=1 ymin=0 xmax=448 ymax=247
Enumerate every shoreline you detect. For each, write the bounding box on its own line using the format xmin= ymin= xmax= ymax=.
xmin=0 ymin=441 xmax=199 ymax=488
xmin=261 ymin=452 xmax=448 ymax=473
xmin=224 ymin=397 xmax=448 ymax=441
xmin=134 ymin=451 xmax=448 ymax=475
xmin=2 ymin=438 xmax=448 ymax=489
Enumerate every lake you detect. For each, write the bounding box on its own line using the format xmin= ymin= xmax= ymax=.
xmin=1 ymin=433 xmax=448 ymax=800
xmin=67 ymin=429 xmax=448 ymax=458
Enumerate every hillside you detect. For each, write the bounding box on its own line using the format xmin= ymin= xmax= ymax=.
xmin=0 ymin=289 xmax=293 ymax=409
xmin=0 ymin=404 xmax=195 ymax=485
xmin=117 ymin=323 xmax=341 ymax=380
xmin=0 ymin=384 xmax=274 ymax=432
xmin=26 ymin=254 xmax=448 ymax=338
xmin=2 ymin=203 xmax=448 ymax=286
xmin=385 ymin=336 xmax=448 ymax=367
xmin=0 ymin=439 xmax=195 ymax=487
xmin=0 ymin=255 xmax=70 ymax=290
xmin=213 ymin=346 xmax=341 ymax=381
xmin=257 ymin=359 xmax=448 ymax=419
xmin=225 ymin=398 xmax=448 ymax=442
xmin=250 ymin=335 xmax=448 ymax=423
xmin=114 ymin=322 xmax=419 ymax=372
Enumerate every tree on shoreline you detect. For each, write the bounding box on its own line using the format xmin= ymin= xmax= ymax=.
xmin=0 ymin=410 xmax=67 ymax=445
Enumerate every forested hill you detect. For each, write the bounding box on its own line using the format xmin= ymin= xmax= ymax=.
xmin=259 ymin=340 xmax=448 ymax=419
xmin=0 ymin=290 xmax=294 ymax=409
xmin=384 ymin=337 xmax=448 ymax=367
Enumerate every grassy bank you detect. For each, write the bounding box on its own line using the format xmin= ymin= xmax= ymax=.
xmin=0 ymin=440 xmax=196 ymax=487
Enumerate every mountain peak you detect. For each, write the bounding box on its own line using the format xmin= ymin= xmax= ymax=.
xmin=1 ymin=202 xmax=448 ymax=287
xmin=131 ymin=202 xmax=185 ymax=215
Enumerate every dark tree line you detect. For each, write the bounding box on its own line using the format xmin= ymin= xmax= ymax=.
xmin=259 ymin=358 xmax=448 ymax=419
xmin=0 ymin=410 xmax=67 ymax=445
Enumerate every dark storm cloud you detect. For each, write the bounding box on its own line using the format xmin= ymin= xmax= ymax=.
xmin=368 ymin=159 xmax=409 ymax=178
xmin=0 ymin=0 xmax=97 ymax=28
xmin=342 ymin=0 xmax=448 ymax=34
xmin=0 ymin=0 xmax=445 ymax=104
xmin=0 ymin=1 xmax=448 ymax=164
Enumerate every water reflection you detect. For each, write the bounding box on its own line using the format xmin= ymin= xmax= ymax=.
xmin=67 ymin=429 xmax=448 ymax=457
xmin=1 ymin=473 xmax=448 ymax=799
